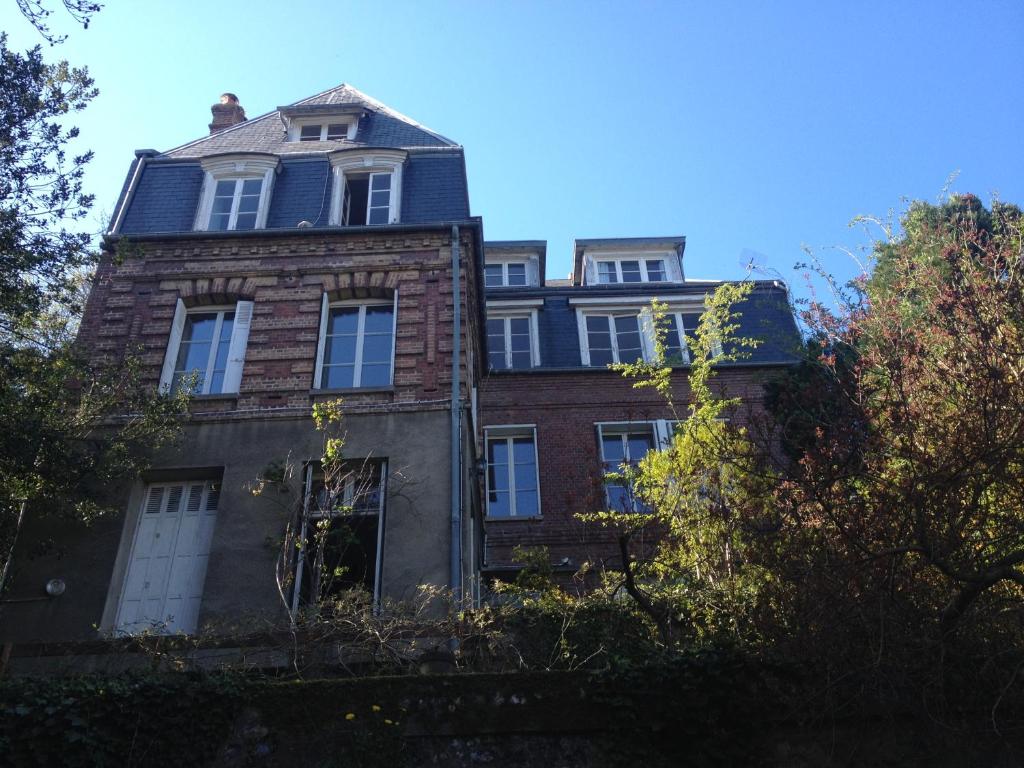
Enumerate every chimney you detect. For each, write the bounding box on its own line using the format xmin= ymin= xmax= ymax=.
xmin=209 ymin=92 xmax=246 ymax=134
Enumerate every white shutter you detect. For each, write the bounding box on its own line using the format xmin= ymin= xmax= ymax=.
xmin=159 ymin=299 xmax=187 ymax=393
xmin=313 ymin=293 xmax=330 ymax=388
xmin=583 ymin=255 xmax=597 ymax=286
xmin=222 ymin=300 xmax=253 ymax=394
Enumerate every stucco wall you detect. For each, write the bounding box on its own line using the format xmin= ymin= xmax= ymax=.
xmin=0 ymin=408 xmax=456 ymax=644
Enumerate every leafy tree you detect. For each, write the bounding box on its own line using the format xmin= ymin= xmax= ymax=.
xmin=0 ymin=30 xmax=185 ymax=583
xmin=765 ymin=195 xmax=1024 ymax=644
xmin=579 ymin=284 xmax=774 ymax=646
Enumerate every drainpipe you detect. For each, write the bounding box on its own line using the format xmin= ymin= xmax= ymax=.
xmin=450 ymin=225 xmax=463 ymax=609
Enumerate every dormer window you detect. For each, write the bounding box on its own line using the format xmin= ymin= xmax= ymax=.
xmin=596 ymin=259 xmax=667 ymax=284
xmin=485 ymin=262 xmax=528 ymax=288
xmin=328 ymin=150 xmax=406 ymax=227
xmin=194 ymin=154 xmax=278 ymax=232
xmin=297 ymin=122 xmax=355 ymax=142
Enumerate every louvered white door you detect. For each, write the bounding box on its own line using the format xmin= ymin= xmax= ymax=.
xmin=115 ymin=481 xmax=219 ymax=635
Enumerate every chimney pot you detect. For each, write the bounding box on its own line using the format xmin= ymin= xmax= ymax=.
xmin=209 ymin=93 xmax=246 ymax=134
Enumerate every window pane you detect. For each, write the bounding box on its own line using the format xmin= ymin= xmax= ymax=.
xmin=506 ymin=264 xmax=527 ymax=286
xmin=361 ymin=334 xmax=392 ymax=364
xmin=488 ymin=439 xmax=509 ymax=466
xmin=360 ymin=363 xmax=391 ymax=387
xmin=370 ymin=174 xmax=391 ymax=192
xmin=601 ymin=434 xmax=625 ymax=467
xmin=208 ymin=213 xmax=230 ymax=230
xmin=211 ymin=195 xmax=233 ymax=214
xmin=509 ymin=317 xmax=530 ymax=336
xmin=325 ymin=365 xmax=355 ymax=389
xmin=484 ymin=265 xmax=503 ymax=287
xmin=606 ymin=485 xmax=630 ymax=512
xmin=515 ymin=490 xmax=538 ymax=517
xmin=214 ymin=179 xmax=235 ymax=195
xmin=300 ymin=124 xmax=321 ymax=141
xmin=367 ymin=207 xmax=389 ymax=225
xmin=234 ymin=212 xmax=257 ymax=230
xmin=512 ymin=436 xmax=535 ymax=467
xmin=324 ymin=335 xmax=357 ymax=366
xmin=363 ymin=306 xmax=393 ymax=333
xmin=510 ymin=351 xmax=532 ymax=368
xmin=627 ymin=433 xmax=654 ymax=462
xmin=586 ymin=315 xmax=612 ymax=365
xmin=489 ymin=351 xmax=507 ymax=370
xmin=241 ymin=178 xmax=262 ymax=195
xmin=614 ymin=316 xmax=643 ymax=363
xmin=597 ymin=262 xmax=617 ymax=284
xmin=326 ymin=123 xmax=348 ymax=139
xmin=662 ymin=314 xmax=685 ymax=362
xmin=183 ymin=314 xmax=217 ymax=343
xmin=620 ymin=261 xmax=642 ymax=282
xmin=370 ymin=190 xmax=391 ymax=207
xmin=488 ymin=489 xmax=510 ymax=517
xmin=328 ymin=308 xmax=359 ymax=335
xmin=646 ymin=260 xmax=666 ymax=281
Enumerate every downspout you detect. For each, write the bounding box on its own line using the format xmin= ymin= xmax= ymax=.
xmin=450 ymin=225 xmax=463 ymax=608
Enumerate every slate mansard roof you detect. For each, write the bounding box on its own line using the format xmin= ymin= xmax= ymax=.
xmin=485 ymin=279 xmax=801 ymax=369
xmin=111 ymin=84 xmax=470 ymax=235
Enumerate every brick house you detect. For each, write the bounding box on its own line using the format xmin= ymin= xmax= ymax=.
xmin=0 ymin=85 xmax=798 ymax=651
xmin=478 ymin=238 xmax=797 ymax=581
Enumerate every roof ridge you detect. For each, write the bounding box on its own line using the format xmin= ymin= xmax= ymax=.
xmin=338 ymin=84 xmax=457 ymax=147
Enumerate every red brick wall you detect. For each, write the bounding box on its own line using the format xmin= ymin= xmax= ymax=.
xmin=478 ymin=367 xmax=783 ymax=575
xmin=80 ymin=230 xmax=482 ymax=421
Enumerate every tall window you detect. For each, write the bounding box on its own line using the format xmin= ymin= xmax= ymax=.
xmin=342 ymin=172 xmax=393 ymax=226
xmin=659 ymin=311 xmax=720 ymax=363
xmin=315 ymin=296 xmax=396 ymax=389
xmin=160 ymin=299 xmax=253 ymax=395
xmin=195 ymin=155 xmax=277 ymax=232
xmin=329 ymin=151 xmax=405 ymax=227
xmin=585 ymin=313 xmax=644 ymax=366
xmin=485 ymin=428 xmax=540 ymax=518
xmin=208 ymin=178 xmax=262 ymax=230
xmin=292 ymin=461 xmax=387 ymax=612
xmin=598 ymin=424 xmax=656 ymax=512
xmin=487 ymin=315 xmax=535 ymax=370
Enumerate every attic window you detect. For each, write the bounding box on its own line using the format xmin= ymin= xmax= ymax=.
xmin=329 ymin=150 xmax=406 ymax=227
xmin=597 ymin=259 xmax=666 ymax=284
xmin=299 ymin=123 xmax=352 ymax=142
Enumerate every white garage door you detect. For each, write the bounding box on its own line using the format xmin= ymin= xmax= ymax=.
xmin=115 ymin=481 xmax=219 ymax=635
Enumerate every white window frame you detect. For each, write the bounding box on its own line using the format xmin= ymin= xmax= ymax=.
xmin=484 ymin=425 xmax=542 ymax=519
xmin=595 ymin=258 xmax=668 ymax=285
xmin=575 ymin=306 xmax=654 ymax=367
xmin=483 ymin=255 xmax=540 ymax=288
xmin=581 ymin=250 xmax=683 ymax=286
xmin=596 ymin=420 xmax=678 ymax=511
xmin=159 ymin=298 xmax=253 ymax=395
xmin=571 ymin=297 xmax=716 ymax=367
xmin=288 ymin=117 xmax=358 ymax=142
xmin=328 ymin=150 xmax=406 ymax=226
xmin=313 ymin=292 xmax=399 ymax=390
xmin=486 ymin=310 xmax=540 ymax=370
xmin=193 ymin=154 xmax=278 ymax=231
xmin=657 ymin=310 xmax=723 ymax=363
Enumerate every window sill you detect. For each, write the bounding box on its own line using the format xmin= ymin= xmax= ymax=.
xmin=309 ymin=386 xmax=395 ymax=396
xmin=188 ymin=393 xmax=239 ymax=402
xmin=484 ymin=515 xmax=543 ymax=522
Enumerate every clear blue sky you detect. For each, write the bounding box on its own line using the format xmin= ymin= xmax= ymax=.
xmin=5 ymin=0 xmax=1023 ymax=295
